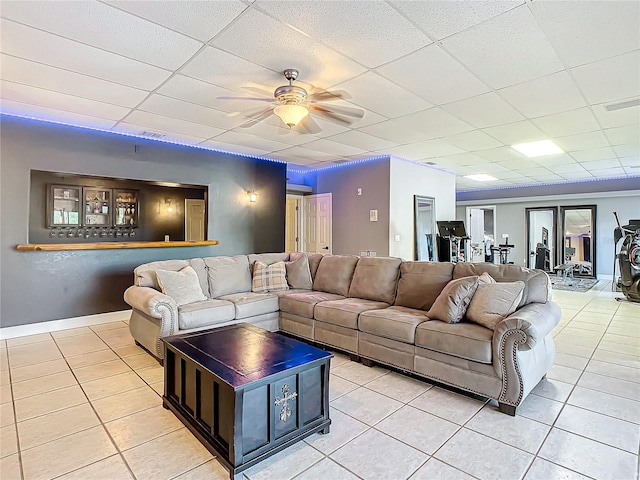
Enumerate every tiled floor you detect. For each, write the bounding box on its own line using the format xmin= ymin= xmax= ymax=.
xmin=1 ymin=282 xmax=638 ymax=480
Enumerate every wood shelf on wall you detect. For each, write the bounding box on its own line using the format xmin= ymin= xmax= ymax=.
xmin=16 ymin=240 xmax=219 ymax=251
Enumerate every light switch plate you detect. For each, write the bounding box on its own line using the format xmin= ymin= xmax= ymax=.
xmin=394 ymin=234 xmax=401 ymax=242
xmin=370 ymin=209 xmax=378 ymax=222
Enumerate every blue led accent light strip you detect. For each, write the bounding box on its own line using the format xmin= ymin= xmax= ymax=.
xmin=0 ymin=112 xmax=287 ymax=165
xmin=457 ymin=174 xmax=640 ymax=193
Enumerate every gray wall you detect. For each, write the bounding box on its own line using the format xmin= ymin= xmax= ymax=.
xmin=456 ymin=193 xmax=640 ymax=279
xmin=312 ymin=158 xmax=391 ymax=256
xmin=1 ymin=117 xmax=286 ymax=327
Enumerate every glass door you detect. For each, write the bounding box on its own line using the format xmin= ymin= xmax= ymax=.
xmin=114 ymin=190 xmax=139 ymax=227
xmin=83 ymin=188 xmax=112 ymax=227
xmin=49 ymin=185 xmax=82 ymax=227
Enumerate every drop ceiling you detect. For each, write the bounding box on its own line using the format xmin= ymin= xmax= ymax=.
xmin=1 ymin=0 xmax=638 ymax=191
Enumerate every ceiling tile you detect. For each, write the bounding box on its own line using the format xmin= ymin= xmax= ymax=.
xmin=483 ymin=121 xmax=546 ymax=145
xmin=491 ymin=170 xmax=526 ymax=180
xmin=271 ymin=146 xmax=338 ymax=163
xmin=554 ymin=131 xmax=610 ymax=152
xmin=528 ymin=174 xmax=564 ymax=183
xmin=390 ymin=0 xmax=523 ymax=40
xmin=497 ymin=71 xmax=587 ymax=118
xmin=531 ymin=1 xmax=640 ymax=68
xmin=464 ymin=163 xmax=509 ymax=174
xmin=580 ymin=158 xmax=623 ymax=171
xmin=210 ymin=8 xmax=365 ymax=88
xmin=138 ymin=94 xmax=246 ymax=130
xmin=384 ymin=139 xmax=465 ymax=160
xmin=226 ymin=120 xmax=314 ymax=146
xmin=333 ymin=72 xmax=431 ymax=118
xmin=403 ymin=107 xmax=475 ymax=138
xmin=559 ymin=170 xmax=594 ymax=180
xmin=532 ymin=108 xmax=600 ymax=137
xmin=513 ymin=167 xmax=553 ymax=176
xmin=0 ymin=99 xmax=118 ymax=129
xmin=496 ymin=158 xmax=544 ymax=170
xmin=113 ymin=122 xmax=206 ymax=145
xmin=0 ymin=80 xmax=130 ymax=121
xmin=475 ymin=146 xmax=526 ymax=163
xmin=212 ymin=130 xmax=292 ymax=153
xmin=156 ymin=75 xmax=248 ymax=113
xmin=1 ymin=2 xmax=202 ymax=70
xmin=592 ymin=101 xmax=640 ymax=129
xmin=507 ymin=177 xmax=541 ymax=185
xmin=619 ymin=157 xmax=640 ymax=168
xmin=122 ymin=110 xmax=225 ymax=139
xmin=442 ymin=6 xmax=563 ymax=88
xmin=358 ymin=119 xmax=424 ymax=144
xmin=531 ymin=154 xmax=576 ymax=167
xmin=613 ymin=144 xmax=639 ymax=158
xmin=440 ymin=152 xmax=489 ymax=166
xmin=103 ymin=0 xmax=247 ymax=42
xmin=624 ymin=167 xmax=640 ymax=174
xmin=0 ymin=20 xmax=171 ymax=90
xmin=309 ymin=98 xmax=388 ymax=129
xmin=589 ymin=167 xmax=627 ymax=178
xmin=570 ymin=147 xmax=617 ymax=162
xmin=442 ymin=92 xmax=524 ymax=128
xmin=441 ymin=130 xmax=502 ymax=151
xmin=571 ymin=51 xmax=640 ymax=105
xmin=327 ymin=131 xmax=395 ymax=151
xmin=200 ymin=139 xmax=273 ymax=157
xmin=546 ymin=162 xmax=588 ymax=174
xmin=604 ymin=125 xmax=640 ymax=146
xmin=376 ymin=44 xmax=490 ymax=105
xmin=301 ymin=139 xmax=367 ymax=157
xmin=256 ymin=1 xmax=430 ymax=68
xmin=0 ymin=54 xmax=148 ymax=108
xmin=264 ymin=115 xmax=350 ymax=138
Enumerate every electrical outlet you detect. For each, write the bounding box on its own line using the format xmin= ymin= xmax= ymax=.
xmin=502 ymin=233 xmax=509 ymax=239
xmin=394 ymin=234 xmax=401 ymax=242
xmin=357 ymin=188 xmax=362 ymax=196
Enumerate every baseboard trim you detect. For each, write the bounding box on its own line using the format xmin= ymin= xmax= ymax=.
xmin=597 ymin=274 xmax=613 ymax=281
xmin=0 ymin=310 xmax=132 ymax=340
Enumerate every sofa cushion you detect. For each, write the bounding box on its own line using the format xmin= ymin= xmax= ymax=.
xmin=285 ymin=254 xmax=313 ymax=290
xmin=358 ymin=306 xmax=428 ymax=344
xmin=453 ymin=263 xmax=550 ymax=307
xmin=394 ymin=262 xmax=455 ymax=310
xmin=348 ymin=257 xmax=401 ymax=304
xmin=155 ymin=266 xmax=207 ymax=307
xmin=313 ymin=255 xmax=359 ymax=296
xmin=135 ymin=259 xmax=190 ymax=290
xmin=189 ymin=258 xmax=210 ymax=297
xmin=279 ymin=291 xmax=345 ymax=318
xmin=466 ymin=281 xmax=525 ymax=330
xmin=315 ymin=298 xmax=390 ymax=329
xmin=217 ymin=292 xmax=279 ymax=320
xmin=251 ymin=261 xmax=288 ymax=293
xmin=415 ymin=320 xmax=493 ymax=364
xmin=426 ymin=276 xmax=480 ymax=324
xmin=205 ymin=255 xmax=251 ymax=297
xmin=248 ymin=253 xmax=290 ymax=266
xmin=290 ymin=252 xmax=323 ymax=280
xmin=178 ymin=299 xmax=235 ymax=330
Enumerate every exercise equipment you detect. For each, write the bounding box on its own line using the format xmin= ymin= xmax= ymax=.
xmin=491 ymin=235 xmax=515 ymax=264
xmin=613 ymin=212 xmax=640 ymax=303
xmin=437 ymin=221 xmax=469 ymax=263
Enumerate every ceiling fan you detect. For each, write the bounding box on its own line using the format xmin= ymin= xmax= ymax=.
xmin=218 ymin=69 xmax=364 ymax=133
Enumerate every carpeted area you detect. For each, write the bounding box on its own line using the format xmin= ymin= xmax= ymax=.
xmin=550 ymin=276 xmax=599 ymax=292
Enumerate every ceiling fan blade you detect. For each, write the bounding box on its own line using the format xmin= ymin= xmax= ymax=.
xmin=217 ymin=96 xmax=273 ymax=102
xmin=237 ymin=107 xmax=274 ymax=128
xmin=311 ymin=106 xmax=354 ymax=126
xmin=241 ymin=86 xmax=275 ymax=97
xmin=297 ymin=115 xmax=322 ymax=135
xmin=307 ymin=89 xmax=352 ymax=101
xmin=311 ymin=103 xmax=364 ymax=119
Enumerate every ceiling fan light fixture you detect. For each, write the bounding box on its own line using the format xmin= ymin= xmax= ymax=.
xmin=274 ymin=104 xmax=309 ymax=128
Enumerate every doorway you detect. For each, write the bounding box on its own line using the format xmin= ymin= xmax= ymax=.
xmin=185 ymin=199 xmax=206 ymax=241
xmin=285 ymin=195 xmax=302 ymax=252
xmin=465 ymin=206 xmax=496 ymax=263
xmin=414 ymin=196 xmax=437 ymax=261
xmin=525 ymin=207 xmax=557 ymax=271
xmin=303 ymin=193 xmax=332 ymax=254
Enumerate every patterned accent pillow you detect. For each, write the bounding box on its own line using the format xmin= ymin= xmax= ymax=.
xmin=426 ymin=275 xmax=480 ymax=323
xmin=252 ymin=261 xmax=289 ymax=293
xmin=155 ymin=266 xmax=207 ymax=306
xmin=466 ymin=281 xmax=525 ymax=330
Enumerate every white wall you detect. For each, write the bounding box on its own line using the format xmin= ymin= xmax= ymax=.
xmin=389 ymin=158 xmax=456 ymax=260
xmin=456 ymin=191 xmax=640 ymax=279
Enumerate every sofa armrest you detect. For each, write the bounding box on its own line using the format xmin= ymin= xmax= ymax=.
xmin=124 ymin=286 xmax=177 ymax=319
xmin=493 ymin=301 xmax=561 ymax=352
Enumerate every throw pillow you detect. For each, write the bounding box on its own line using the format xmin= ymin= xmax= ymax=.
xmin=479 ymin=272 xmax=496 ymax=285
xmin=426 ymin=275 xmax=480 ymax=323
xmin=155 ymin=266 xmax=207 ymax=307
xmin=466 ymin=281 xmax=525 ymax=330
xmin=252 ymin=261 xmax=289 ymax=293
xmin=285 ymin=254 xmax=313 ymax=290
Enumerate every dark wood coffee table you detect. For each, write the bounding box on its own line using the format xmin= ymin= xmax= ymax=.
xmin=162 ymin=323 xmax=332 ymax=479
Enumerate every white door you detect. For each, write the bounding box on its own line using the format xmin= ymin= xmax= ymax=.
xmin=285 ymin=196 xmax=302 ymax=252
xmin=303 ymin=193 xmax=332 ymax=254
xmin=468 ymin=208 xmax=485 ymax=262
xmin=185 ymin=199 xmax=206 ymax=241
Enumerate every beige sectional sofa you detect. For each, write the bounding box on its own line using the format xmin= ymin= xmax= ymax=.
xmin=124 ymin=253 xmax=560 ymax=415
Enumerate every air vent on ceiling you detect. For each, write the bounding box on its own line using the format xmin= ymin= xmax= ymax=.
xmin=140 ymin=130 xmax=166 ymax=138
xmin=605 ymin=98 xmax=640 ymax=111
xmin=424 ymin=161 xmax=437 ymax=165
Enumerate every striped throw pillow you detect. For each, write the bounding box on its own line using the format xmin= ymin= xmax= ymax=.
xmin=252 ymin=261 xmax=289 ymax=293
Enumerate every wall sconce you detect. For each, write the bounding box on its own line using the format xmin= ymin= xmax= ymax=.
xmin=247 ymin=190 xmax=258 ymax=203
xmin=165 ymin=198 xmax=173 ymax=212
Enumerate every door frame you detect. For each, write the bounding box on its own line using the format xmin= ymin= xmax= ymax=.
xmin=525 ymin=206 xmax=558 ymax=270
xmin=559 ymin=205 xmax=597 ymax=278
xmin=302 ymin=193 xmax=333 ymax=254
xmin=285 ymin=194 xmax=304 ymax=252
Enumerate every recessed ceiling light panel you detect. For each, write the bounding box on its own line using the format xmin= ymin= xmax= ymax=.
xmin=464 ymin=174 xmax=497 ymax=181
xmin=511 ymin=139 xmax=564 ymax=157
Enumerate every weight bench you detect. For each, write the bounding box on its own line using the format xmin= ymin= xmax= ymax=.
xmin=554 ymin=264 xmax=575 ymax=283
